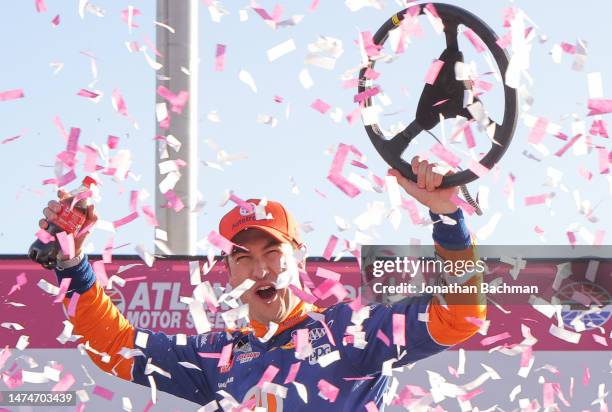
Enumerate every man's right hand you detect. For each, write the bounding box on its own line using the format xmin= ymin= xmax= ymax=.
xmin=39 ymin=190 xmax=98 ymax=259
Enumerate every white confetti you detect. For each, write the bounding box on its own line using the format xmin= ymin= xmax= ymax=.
xmin=267 ymin=39 xmax=296 ymax=62
xmin=239 ymin=69 xmax=257 ymax=93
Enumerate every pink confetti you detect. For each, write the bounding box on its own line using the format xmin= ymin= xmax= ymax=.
xmin=284 ymin=362 xmax=301 ymax=384
xmin=480 ymin=332 xmax=511 ymax=346
xmin=208 ymin=231 xmax=235 ymax=255
xmin=392 ymin=313 xmax=406 ymax=346
xmin=215 ymin=44 xmax=226 ymax=71
xmin=520 ymin=346 xmax=532 ymax=368
xmin=51 ymin=373 xmax=74 ymax=392
xmin=322 ymin=235 xmax=338 ymax=261
xmin=593 ymin=229 xmax=605 ymax=246
xmin=35 ymin=0 xmax=47 ymax=13
xmin=554 ymin=134 xmax=582 ymax=157
xmin=543 ymin=383 xmax=570 ymax=408
xmin=582 ymin=367 xmax=590 ymax=385
xmin=432 ymin=98 xmax=450 ymax=107
xmin=354 ymin=86 xmax=381 ymax=103
xmin=430 ymin=143 xmax=461 ymax=167
xmin=113 ymin=211 xmax=139 ymax=229
xmin=534 ymin=226 xmax=545 ymax=235
xmin=464 ymin=122 xmax=476 ymax=149
xmin=597 ymin=147 xmax=610 ymax=174
xmin=308 ymin=0 xmax=320 ymax=12
xmin=342 ymin=78 xmax=359 ymax=89
xmin=107 ymin=135 xmax=119 ymax=149
xmin=92 ymin=260 xmax=109 ymax=288
xmin=56 ymin=231 xmax=75 ymax=259
xmin=524 ymin=193 xmax=550 ymax=206
xmin=311 ymin=99 xmax=332 ymax=114
xmin=364 ymin=68 xmax=380 ymax=80
xmin=327 ymin=143 xmax=362 ymax=198
xmin=315 ymin=267 xmax=341 ymax=281
xmin=560 ymin=42 xmax=576 ymax=54
xmin=567 ymin=231 xmax=577 ymax=247
xmin=198 ymin=352 xmax=221 ymax=359
xmin=496 ymin=32 xmax=512 ymax=49
xmin=112 ymin=89 xmax=129 ymax=116
xmin=67 ymin=292 xmax=80 ymax=316
xmin=120 ymin=7 xmax=141 ymax=29
xmin=83 ymin=146 xmax=98 ymax=172
xmin=141 ymin=205 xmax=159 ymax=227
xmin=587 ymin=99 xmax=612 ymax=116
xmin=54 ymin=277 xmax=72 ymax=303
xmin=294 ymin=328 xmax=310 ymax=355
xmin=317 ymin=379 xmax=339 ymax=402
xmin=289 ymin=284 xmax=318 ymax=304
xmin=257 ymin=365 xmax=279 ymax=388
xmin=528 ymin=117 xmax=549 ymax=144
xmin=376 ymin=330 xmax=390 ymax=347
xmin=401 ymin=198 xmax=423 ymax=224
xmin=0 ymin=89 xmax=24 ymax=102
xmin=589 ymin=119 xmax=608 ymax=138
xmin=463 ymin=28 xmax=486 ymax=53
xmin=35 ymin=228 xmax=55 ymax=244
xmin=468 ymin=160 xmax=490 ymax=178
xmin=129 ymin=190 xmax=139 ymax=212
xmin=163 ymin=190 xmax=185 ymax=212
xmin=7 ymin=273 xmax=27 ymax=296
xmin=424 ymin=60 xmax=444 ymax=85
xmin=365 ymin=401 xmax=379 ymax=412
xmin=228 ymin=193 xmax=254 ymax=213
xmin=217 ymin=343 xmax=233 ymax=367
xmin=465 ymin=316 xmax=485 ymax=328
xmin=346 ymin=105 xmax=361 ymax=125
xmin=1 ymin=131 xmax=26 ymax=145
xmin=592 ymin=334 xmax=608 ymax=346
xmin=93 ymin=385 xmax=114 ymax=401
xmin=51 ymin=14 xmax=60 ymax=26
xmin=157 ymin=86 xmax=189 ymax=114
xmin=142 ymin=400 xmax=154 ymax=412
xmin=77 ymin=89 xmax=99 ymax=99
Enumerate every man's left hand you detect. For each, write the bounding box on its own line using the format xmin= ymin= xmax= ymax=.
xmin=388 ymin=156 xmax=459 ymax=215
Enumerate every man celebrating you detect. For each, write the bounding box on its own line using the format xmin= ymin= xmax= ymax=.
xmin=37 ymin=158 xmax=486 ymax=411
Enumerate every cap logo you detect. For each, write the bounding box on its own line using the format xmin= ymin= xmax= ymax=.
xmin=239 ymin=202 xmax=257 ymax=216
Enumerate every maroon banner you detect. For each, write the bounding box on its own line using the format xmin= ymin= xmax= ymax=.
xmin=0 ymin=256 xmax=609 ymax=351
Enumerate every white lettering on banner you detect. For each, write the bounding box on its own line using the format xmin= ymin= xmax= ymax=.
xmin=129 ymin=283 xmax=150 ymax=310
xmin=152 ymin=283 xmax=172 ymax=310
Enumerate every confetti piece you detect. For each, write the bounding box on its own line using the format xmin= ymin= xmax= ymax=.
xmin=56 ymin=231 xmax=75 ymax=259
xmin=77 ymin=89 xmax=100 ymax=99
xmin=93 ymin=385 xmax=114 ymax=401
xmin=318 ymin=350 xmax=340 ymax=367
xmin=328 ymin=144 xmax=361 ymax=197
xmin=528 ymin=117 xmax=549 ymax=144
xmin=480 ymin=332 xmax=511 ymax=346
xmin=267 ymin=39 xmax=296 ymax=62
xmin=217 ymin=343 xmax=233 ymax=367
xmin=239 ymin=70 xmax=257 ymax=93
xmin=111 ymin=88 xmax=129 ymax=116
xmin=35 ymin=0 xmax=47 ymax=12
xmin=16 ymin=335 xmax=30 ymax=351
xmin=1 ymin=322 xmax=24 ymax=331
xmin=257 ymin=365 xmax=280 ymax=388
xmin=549 ymin=324 xmax=581 ymax=344
xmin=53 ymin=278 xmax=72 ymax=303
xmin=430 ymin=143 xmax=461 ymax=168
xmin=113 ymin=211 xmax=139 ymax=229
xmin=311 ymin=98 xmax=332 ymax=114
xmin=317 ymin=379 xmax=339 ymax=402
xmin=587 ymin=99 xmax=612 ymax=116
xmin=376 ymin=329 xmax=390 ymax=347
xmin=392 ymin=314 xmax=407 ymax=347
xmin=7 ymin=272 xmax=27 ymax=296
xmin=284 ymin=362 xmax=301 ymax=384
xmin=463 ymin=28 xmax=486 ymax=53
xmin=215 ymin=44 xmax=226 ymax=71
xmin=321 ymin=235 xmax=339 ymax=261
xmin=424 ymin=60 xmax=444 ymax=85
xmin=0 ymin=89 xmax=24 ymax=102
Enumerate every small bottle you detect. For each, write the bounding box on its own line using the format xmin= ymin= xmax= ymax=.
xmin=29 ymin=176 xmax=97 ymax=270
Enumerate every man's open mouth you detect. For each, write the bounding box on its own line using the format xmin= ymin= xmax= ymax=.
xmin=255 ymin=285 xmax=277 ymax=301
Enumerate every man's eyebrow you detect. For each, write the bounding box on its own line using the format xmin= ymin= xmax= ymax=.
xmin=230 ymin=245 xmax=250 ymax=256
xmin=263 ymin=238 xmax=282 ymax=249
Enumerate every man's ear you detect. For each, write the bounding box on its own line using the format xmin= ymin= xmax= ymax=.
xmin=295 ymin=244 xmax=308 ymax=270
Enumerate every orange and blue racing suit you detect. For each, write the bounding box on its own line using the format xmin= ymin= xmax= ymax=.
xmin=55 ymin=209 xmax=486 ymax=411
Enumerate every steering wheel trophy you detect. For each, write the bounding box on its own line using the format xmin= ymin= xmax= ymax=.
xmin=358 ymin=3 xmax=518 ymax=215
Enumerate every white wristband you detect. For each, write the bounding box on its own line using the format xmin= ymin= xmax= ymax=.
xmin=56 ymin=251 xmax=85 ymax=270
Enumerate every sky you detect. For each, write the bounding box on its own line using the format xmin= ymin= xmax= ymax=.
xmin=0 ymin=0 xmax=610 ymax=259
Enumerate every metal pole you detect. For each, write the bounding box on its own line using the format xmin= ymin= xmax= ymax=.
xmin=155 ymin=0 xmax=198 ymax=255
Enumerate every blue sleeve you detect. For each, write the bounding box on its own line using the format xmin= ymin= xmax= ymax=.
xmin=54 ymin=255 xmax=96 ymax=297
xmin=130 ymin=329 xmax=225 ymax=405
xmin=330 ymin=297 xmax=448 ymax=376
xmin=429 ymin=208 xmax=471 ymax=250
